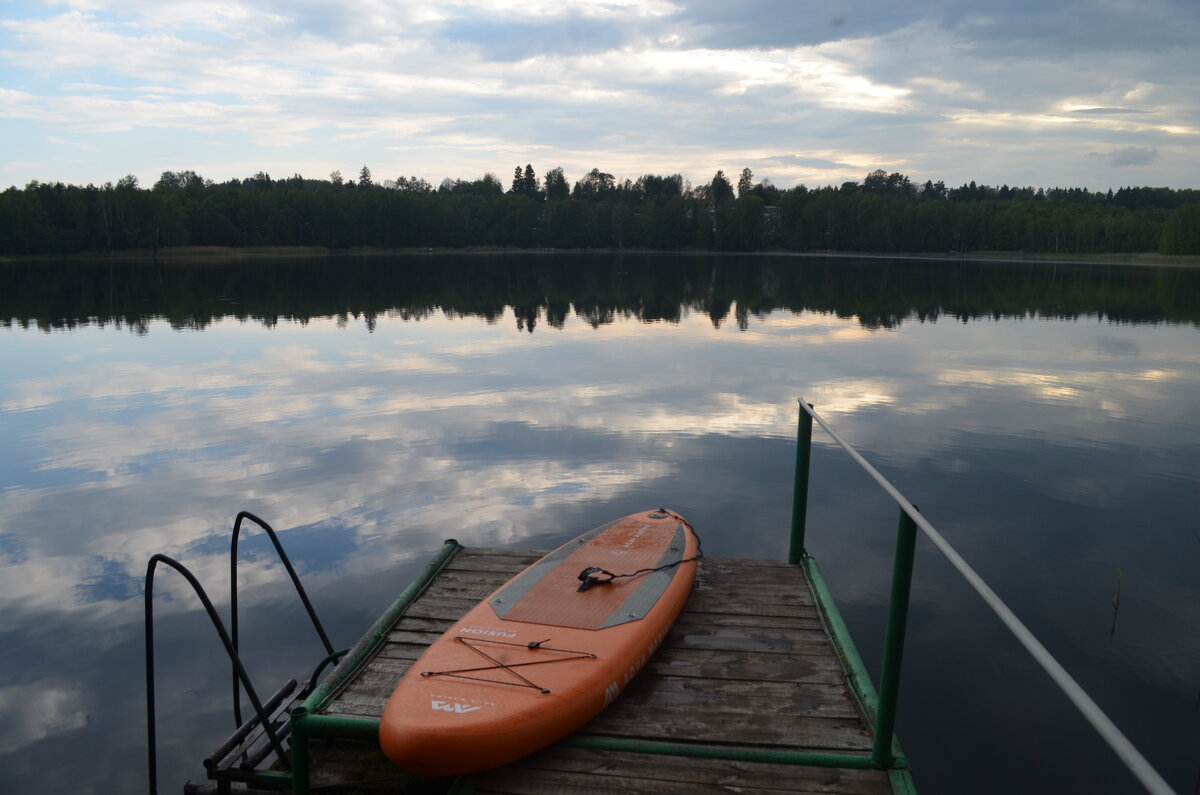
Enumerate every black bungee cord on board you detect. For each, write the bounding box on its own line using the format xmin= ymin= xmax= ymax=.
xmin=576 ymin=508 xmax=703 ymax=592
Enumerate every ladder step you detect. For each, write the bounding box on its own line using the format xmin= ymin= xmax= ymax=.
xmin=204 ymin=678 xmax=298 ymax=771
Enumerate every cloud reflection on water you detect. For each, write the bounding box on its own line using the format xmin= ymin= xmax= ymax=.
xmin=1 ymin=268 xmax=1199 ymax=793
xmin=4 ymin=306 xmax=1199 ymax=613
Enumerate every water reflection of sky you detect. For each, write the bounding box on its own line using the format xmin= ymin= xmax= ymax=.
xmin=1 ymin=296 xmax=1199 ymax=794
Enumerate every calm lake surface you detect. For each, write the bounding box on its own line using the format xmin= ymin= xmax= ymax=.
xmin=1 ymin=253 xmax=1198 ymax=794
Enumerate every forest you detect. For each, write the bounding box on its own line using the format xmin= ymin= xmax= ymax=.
xmin=1 ymin=164 xmax=1198 ymax=257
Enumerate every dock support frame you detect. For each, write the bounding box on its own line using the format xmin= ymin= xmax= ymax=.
xmin=288 ymin=537 xmax=463 ymax=795
xmin=790 ymin=399 xmax=915 ymax=784
xmin=790 ymin=397 xmax=1177 ymax=795
xmin=788 ymin=402 xmax=813 ymax=563
xmin=872 ymin=509 xmax=917 ymax=769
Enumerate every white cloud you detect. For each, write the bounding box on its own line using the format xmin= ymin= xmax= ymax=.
xmin=450 ymin=0 xmax=681 ymax=19
xmin=1 ymin=1 xmax=1198 ymax=189
xmin=0 ymin=681 xmax=87 ymax=753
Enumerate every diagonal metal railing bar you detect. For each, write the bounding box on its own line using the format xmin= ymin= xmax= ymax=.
xmin=231 ymin=510 xmax=335 ymax=728
xmin=794 ymin=398 xmax=1177 ymax=795
xmin=144 ymin=554 xmax=289 ymax=795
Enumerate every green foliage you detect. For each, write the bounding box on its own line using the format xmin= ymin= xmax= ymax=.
xmin=2 ymin=168 xmax=1197 ymax=256
xmin=543 ymin=167 xmax=569 ymax=201
xmin=572 ymin=168 xmax=615 ymax=200
xmin=1159 ymin=204 xmax=1200 ymax=255
xmin=508 ymin=164 xmax=540 ymax=199
xmin=737 ymin=168 xmax=754 ymax=199
xmin=711 ymin=170 xmax=734 ymax=204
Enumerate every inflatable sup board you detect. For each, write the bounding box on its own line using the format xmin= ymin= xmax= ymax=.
xmin=380 ymin=509 xmax=699 ymax=776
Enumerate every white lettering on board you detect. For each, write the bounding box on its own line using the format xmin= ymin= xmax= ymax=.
xmin=458 ymin=625 xmax=518 ymax=639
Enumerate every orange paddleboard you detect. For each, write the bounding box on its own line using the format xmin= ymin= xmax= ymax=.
xmin=379 ymin=509 xmax=699 ymax=776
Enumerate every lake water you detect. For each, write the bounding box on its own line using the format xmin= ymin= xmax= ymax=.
xmin=1 ymin=253 xmax=1198 ymax=794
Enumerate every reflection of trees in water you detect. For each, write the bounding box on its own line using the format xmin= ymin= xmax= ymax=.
xmin=2 ymin=255 xmax=1198 ymax=333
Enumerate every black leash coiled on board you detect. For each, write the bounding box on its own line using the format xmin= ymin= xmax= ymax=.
xmin=576 ymin=509 xmax=703 ymax=592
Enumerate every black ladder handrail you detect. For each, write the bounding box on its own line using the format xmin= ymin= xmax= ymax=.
xmin=230 ymin=511 xmax=335 ymax=727
xmin=144 ymin=554 xmax=289 ymax=795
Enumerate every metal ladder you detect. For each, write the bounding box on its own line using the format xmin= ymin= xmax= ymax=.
xmin=144 ymin=511 xmax=343 ymax=795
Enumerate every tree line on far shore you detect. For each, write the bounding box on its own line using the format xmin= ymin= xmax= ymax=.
xmin=2 ymin=164 xmax=1198 ymax=257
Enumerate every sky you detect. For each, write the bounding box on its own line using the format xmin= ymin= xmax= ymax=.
xmin=2 ymin=0 xmax=1199 ymax=193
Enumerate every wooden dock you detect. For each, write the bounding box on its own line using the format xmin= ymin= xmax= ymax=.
xmin=271 ymin=546 xmax=906 ymax=794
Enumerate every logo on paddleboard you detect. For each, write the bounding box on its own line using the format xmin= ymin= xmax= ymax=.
xmin=458 ymin=625 xmax=517 ymax=639
xmin=622 ymin=525 xmax=650 ymax=549
xmin=429 ymin=693 xmax=495 ymax=715
xmin=431 ymin=700 xmax=482 ymax=714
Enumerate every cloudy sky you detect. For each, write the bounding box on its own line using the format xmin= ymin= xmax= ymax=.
xmin=2 ymin=0 xmax=1198 ymax=192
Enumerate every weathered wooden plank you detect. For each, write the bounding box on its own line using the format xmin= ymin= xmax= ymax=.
xmin=322 ymin=649 xmax=413 ymax=717
xmin=401 ymin=594 xmax=478 ymax=620
xmin=476 ymin=767 xmax=873 ymax=795
xmin=418 ymin=578 xmax=505 ymax=601
xmin=427 ymin=568 xmax=517 ymax=587
xmin=477 ymin=746 xmax=891 ymax=795
xmin=387 ymin=629 xmax=444 ymax=646
xmin=329 ymin=663 xmax=411 ymax=702
xmin=691 ymin=595 xmax=820 ymax=619
xmin=388 ymin=615 xmax=454 ymax=633
xmin=322 ymin=699 xmax=386 ymax=719
xmin=453 ymin=546 xmax=549 ymax=558
xmin=579 ymin=712 xmax=872 ymax=751
xmin=307 ymin=738 xmax=407 ymax=789
xmin=646 ymin=648 xmax=846 ymax=685
xmin=688 ymin=585 xmax=816 ymax=607
xmin=697 ymin=565 xmax=809 ymax=585
xmin=628 ymin=673 xmax=850 ymax=702
xmin=376 ymin=642 xmax=438 ymax=662
xmin=336 ymin=654 xmax=411 ymax=678
xmin=672 ymin=610 xmax=823 ymax=630
xmin=447 ymin=554 xmax=542 ymax=573
xmin=324 ymin=688 xmax=388 ymax=713
xmin=699 ymin=558 xmax=800 ymax=571
xmin=676 ymin=612 xmax=825 ymax=634
xmin=668 ymin=625 xmax=832 ymax=654
xmin=610 ymin=676 xmax=859 ymax=721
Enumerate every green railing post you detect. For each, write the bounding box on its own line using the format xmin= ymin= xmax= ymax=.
xmin=789 ymin=401 xmax=814 ymax=564
xmin=290 ymin=705 xmax=309 ymax=795
xmin=872 ymin=508 xmax=918 ymax=768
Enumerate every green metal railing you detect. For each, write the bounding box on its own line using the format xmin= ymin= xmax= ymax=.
xmin=789 ymin=399 xmax=1177 ymax=795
